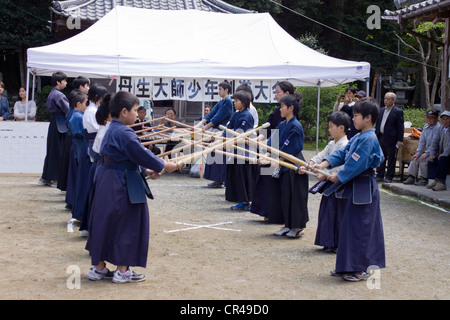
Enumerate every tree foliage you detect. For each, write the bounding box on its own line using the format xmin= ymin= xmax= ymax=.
xmin=0 ymin=0 xmax=54 ymax=47
xmin=395 ymin=21 xmax=444 ymax=108
xmin=228 ymin=0 xmax=398 ymax=70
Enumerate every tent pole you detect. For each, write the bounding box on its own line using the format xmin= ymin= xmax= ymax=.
xmin=32 ymin=72 xmax=36 ymax=102
xmin=365 ymin=77 xmax=370 ymax=96
xmin=316 ymin=81 xmax=322 ymax=153
xmin=25 ymin=68 xmax=30 ymax=122
xmin=201 ymin=101 xmax=205 ymax=124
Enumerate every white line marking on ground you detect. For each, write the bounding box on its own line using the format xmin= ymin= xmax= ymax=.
xmin=163 ymin=221 xmax=241 ymax=233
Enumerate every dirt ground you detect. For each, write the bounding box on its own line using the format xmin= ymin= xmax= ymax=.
xmin=0 ymin=157 xmax=449 ymax=301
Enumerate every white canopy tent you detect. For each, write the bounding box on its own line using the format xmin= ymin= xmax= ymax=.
xmin=26 ymin=6 xmax=371 ymax=149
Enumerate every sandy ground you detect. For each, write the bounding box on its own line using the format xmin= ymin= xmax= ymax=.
xmin=0 ymin=159 xmax=449 ymax=301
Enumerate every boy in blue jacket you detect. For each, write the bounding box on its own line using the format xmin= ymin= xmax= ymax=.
xmin=312 ymin=98 xmax=386 ymax=282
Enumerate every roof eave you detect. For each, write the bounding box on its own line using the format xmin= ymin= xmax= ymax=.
xmin=383 ymin=0 xmax=450 ymax=22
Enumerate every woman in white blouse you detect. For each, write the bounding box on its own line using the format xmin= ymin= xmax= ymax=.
xmin=14 ymin=86 xmax=36 ymax=121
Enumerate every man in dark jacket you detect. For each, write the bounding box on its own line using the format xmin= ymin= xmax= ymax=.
xmin=375 ymin=92 xmax=404 ymax=183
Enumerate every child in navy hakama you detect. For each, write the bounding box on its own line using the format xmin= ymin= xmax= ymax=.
xmin=313 ymin=98 xmax=385 ymax=282
xmin=56 ymin=109 xmax=74 ymax=192
xmin=265 ymin=93 xmax=309 ymax=238
xmin=223 ymin=91 xmax=257 ymax=209
xmin=65 ymin=90 xmax=88 ymax=209
xmin=86 ymin=91 xmax=177 ymax=283
xmin=300 ymin=111 xmax=350 ymax=252
xmin=60 ymin=77 xmax=91 ymax=192
xmin=80 ymin=94 xmax=112 ymax=233
xmin=39 ymin=72 xmax=69 ymax=186
xmin=72 ymin=86 xmax=108 ymax=233
xmin=196 ymin=82 xmax=233 ymax=188
xmin=250 ymin=81 xmax=294 ymax=220
xmin=63 ymin=106 xmax=75 ymax=207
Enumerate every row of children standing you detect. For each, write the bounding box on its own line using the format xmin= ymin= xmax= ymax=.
xmin=40 ymin=73 xmax=385 ymax=283
xmin=41 ymin=71 xmax=179 ymax=283
xmin=40 ymin=73 xmax=110 ymax=236
xmin=196 ymin=81 xmax=309 ymax=239
xmin=196 ymin=81 xmax=386 ymax=282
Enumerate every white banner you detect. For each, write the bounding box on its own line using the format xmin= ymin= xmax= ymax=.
xmin=0 ymin=122 xmax=48 ymax=174
xmin=117 ymin=76 xmax=281 ymax=103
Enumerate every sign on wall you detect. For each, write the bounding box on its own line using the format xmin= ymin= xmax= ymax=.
xmin=116 ymin=77 xmax=282 ymax=103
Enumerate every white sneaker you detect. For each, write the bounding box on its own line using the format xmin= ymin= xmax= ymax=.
xmin=88 ymin=267 xmax=114 ymax=281
xmin=80 ymin=230 xmax=89 ymax=237
xmin=273 ymin=227 xmax=290 ymax=236
xmin=112 ymin=269 xmax=146 ymax=283
xmin=286 ymin=228 xmax=304 ymax=238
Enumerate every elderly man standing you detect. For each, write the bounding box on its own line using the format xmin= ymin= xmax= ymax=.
xmin=403 ymin=109 xmax=441 ymax=186
xmin=375 ymin=92 xmax=404 ymax=183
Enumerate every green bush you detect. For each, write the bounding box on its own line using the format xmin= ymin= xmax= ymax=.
xmin=299 ymin=84 xmax=353 ymax=143
xmin=35 ymin=85 xmax=53 ymax=122
xmin=402 ymin=107 xmax=427 ymax=129
xmin=255 ymin=102 xmax=277 ymax=127
xmin=256 ymin=84 xmax=356 ymax=144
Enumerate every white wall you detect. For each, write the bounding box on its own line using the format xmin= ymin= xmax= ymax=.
xmin=0 ymin=122 xmax=48 ymax=174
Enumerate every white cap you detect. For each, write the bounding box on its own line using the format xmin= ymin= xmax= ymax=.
xmin=441 ymin=110 xmax=450 ymax=117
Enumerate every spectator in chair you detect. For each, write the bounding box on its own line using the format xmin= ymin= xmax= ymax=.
xmin=403 ymin=109 xmax=440 ymax=186
xmin=426 ymin=110 xmax=450 ymax=191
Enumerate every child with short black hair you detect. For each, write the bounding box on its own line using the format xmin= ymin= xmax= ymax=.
xmin=224 ymin=90 xmax=257 ymax=210
xmin=250 ymin=81 xmax=295 ymax=220
xmin=39 ymin=71 xmax=69 ymax=187
xmin=72 ymin=85 xmax=108 ymax=234
xmin=86 ymin=91 xmax=178 ymax=283
xmin=266 ymin=92 xmax=309 ymax=238
xmin=198 ymin=81 xmax=234 ymax=188
xmin=57 ymin=77 xmax=91 ymax=192
xmin=65 ymin=90 xmax=88 ymax=209
xmin=299 ymin=111 xmax=351 ymax=252
xmin=312 ymin=97 xmax=386 ymax=282
xmin=92 ymin=94 xmax=112 ymax=157
xmin=235 ymin=83 xmax=258 ymax=128
xmin=72 ymin=76 xmax=90 ymax=94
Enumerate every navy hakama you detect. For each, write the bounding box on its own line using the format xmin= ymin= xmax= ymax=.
xmin=222 ymin=109 xmax=255 ymax=203
xmin=204 ymin=153 xmax=227 ymax=184
xmin=250 ymin=108 xmax=283 ymax=218
xmin=314 ymin=192 xmax=344 ymax=248
xmin=79 ymin=151 xmax=100 ymax=232
xmin=333 ymin=175 xmax=385 ymax=273
xmin=65 ymin=143 xmax=78 ymax=207
xmin=202 ymin=96 xmax=233 ymax=185
xmin=86 ymin=119 xmax=165 ymax=268
xmin=325 ymin=128 xmax=386 ymax=273
xmin=41 ymin=88 xmax=69 ymax=183
xmin=309 ymin=137 xmax=348 ymax=249
xmin=71 ymin=140 xmax=91 ymax=221
xmin=267 ymin=117 xmax=309 ymax=228
xmin=66 ymin=109 xmax=84 ymax=208
xmin=86 ymin=164 xmax=150 ymax=267
xmin=57 ymin=131 xmax=73 ymax=191
xmin=41 ymin=115 xmax=67 ymax=182
xmin=249 ymin=165 xmax=271 ymax=218
xmin=225 ymin=161 xmax=258 ymax=203
xmin=268 ymin=169 xmax=309 ymax=227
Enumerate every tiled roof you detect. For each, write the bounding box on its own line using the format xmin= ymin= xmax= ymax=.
xmin=383 ymin=0 xmax=450 ymax=19
xmin=51 ymin=0 xmax=253 ymax=20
